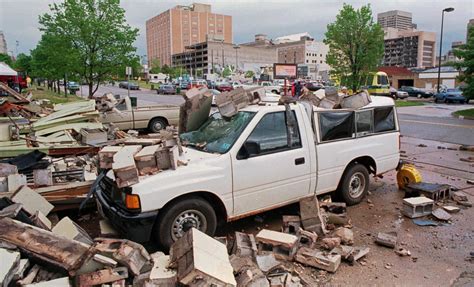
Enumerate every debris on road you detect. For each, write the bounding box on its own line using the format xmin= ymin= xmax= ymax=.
xmin=375 ymin=232 xmax=398 ymax=248
xmin=401 ymin=196 xmax=434 ymax=218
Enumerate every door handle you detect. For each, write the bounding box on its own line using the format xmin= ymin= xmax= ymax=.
xmin=295 ymin=157 xmax=305 ymax=165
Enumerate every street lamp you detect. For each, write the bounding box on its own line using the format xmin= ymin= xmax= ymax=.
xmin=233 ymin=45 xmax=240 ymax=73
xmin=437 ymin=7 xmax=454 ymax=93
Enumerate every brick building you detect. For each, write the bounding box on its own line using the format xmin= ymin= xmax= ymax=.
xmin=146 ymin=3 xmax=232 ymax=66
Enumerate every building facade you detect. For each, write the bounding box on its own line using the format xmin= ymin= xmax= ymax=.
xmin=383 ymin=28 xmax=436 ymax=69
xmin=0 ymin=31 xmax=7 ymax=55
xmin=146 ymin=3 xmax=232 ymax=66
xmin=172 ymin=39 xmax=277 ymax=76
xmin=377 ymin=10 xmax=415 ymax=30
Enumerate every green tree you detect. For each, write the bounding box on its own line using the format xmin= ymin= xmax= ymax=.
xmin=39 ymin=0 xmax=139 ymax=98
xmin=454 ymin=26 xmax=474 ymax=100
xmin=245 ymin=70 xmax=255 ymax=78
xmin=13 ymin=53 xmax=33 ymax=75
xmin=0 ymin=53 xmax=13 ymax=66
xmin=222 ymin=66 xmax=232 ymax=78
xmin=149 ymin=59 xmax=161 ymax=74
xmin=324 ymin=4 xmax=384 ymax=92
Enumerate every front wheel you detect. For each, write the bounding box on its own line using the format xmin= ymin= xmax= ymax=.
xmin=153 ymin=197 xmax=217 ymax=250
xmin=339 ymin=164 xmax=369 ymax=206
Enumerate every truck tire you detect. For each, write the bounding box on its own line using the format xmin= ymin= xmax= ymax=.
xmin=149 ymin=118 xmax=167 ymax=133
xmin=339 ymin=163 xmax=369 ymax=206
xmin=154 ymin=196 xmax=217 ymax=250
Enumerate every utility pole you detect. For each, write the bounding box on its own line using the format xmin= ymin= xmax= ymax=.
xmin=437 ymin=7 xmax=454 ymax=93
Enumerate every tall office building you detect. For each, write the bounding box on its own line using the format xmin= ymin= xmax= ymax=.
xmin=378 ymin=10 xmax=415 ymax=30
xmin=146 ymin=3 xmax=232 ymax=66
xmin=0 ymin=31 xmax=8 ymax=55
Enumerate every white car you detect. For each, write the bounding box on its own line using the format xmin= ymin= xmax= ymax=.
xmin=95 ymin=96 xmax=400 ymax=249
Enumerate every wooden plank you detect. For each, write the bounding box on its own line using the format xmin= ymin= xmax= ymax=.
xmin=35 ymin=122 xmax=103 ymax=137
xmin=0 ymin=217 xmax=91 ymax=274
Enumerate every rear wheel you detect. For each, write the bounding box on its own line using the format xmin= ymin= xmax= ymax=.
xmin=339 ymin=164 xmax=369 ymax=206
xmin=149 ymin=117 xmax=167 ymax=133
xmin=153 ymin=197 xmax=217 ymax=250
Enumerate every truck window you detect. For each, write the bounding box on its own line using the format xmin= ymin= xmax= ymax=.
xmin=374 ymin=107 xmax=396 ymax=132
xmin=319 ymin=111 xmax=354 ymax=142
xmin=355 ymin=110 xmax=373 ymax=136
xmin=246 ymin=111 xmax=301 ymax=155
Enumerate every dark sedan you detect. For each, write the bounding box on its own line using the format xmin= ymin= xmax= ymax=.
xmin=157 ymin=84 xmax=176 ymax=95
xmin=398 ymin=86 xmax=433 ymax=98
xmin=434 ymin=88 xmax=466 ymax=104
xmin=118 ymin=81 xmax=140 ymax=90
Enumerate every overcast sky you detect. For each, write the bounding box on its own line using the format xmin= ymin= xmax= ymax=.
xmin=1 ymin=0 xmax=472 ymax=57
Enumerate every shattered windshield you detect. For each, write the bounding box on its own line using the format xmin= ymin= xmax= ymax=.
xmin=180 ymin=111 xmax=256 ymax=154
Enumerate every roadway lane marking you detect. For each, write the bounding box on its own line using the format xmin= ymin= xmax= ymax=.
xmin=399 ymin=119 xmax=474 ymax=129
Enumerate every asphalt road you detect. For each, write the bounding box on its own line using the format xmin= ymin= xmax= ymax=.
xmin=397 ymin=103 xmax=474 ymax=145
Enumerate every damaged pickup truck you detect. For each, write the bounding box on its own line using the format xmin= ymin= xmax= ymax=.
xmin=95 ymin=96 xmax=400 ymax=249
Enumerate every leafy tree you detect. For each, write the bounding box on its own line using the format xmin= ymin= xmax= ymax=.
xmin=222 ymin=66 xmax=232 ymax=78
xmin=149 ymin=59 xmax=161 ymax=74
xmin=0 ymin=53 xmax=13 ymax=66
xmin=324 ymin=4 xmax=384 ymax=92
xmin=454 ymin=26 xmax=474 ymax=100
xmin=39 ymin=0 xmax=139 ymax=98
xmin=245 ymin=70 xmax=255 ymax=78
xmin=13 ymin=53 xmax=33 ymax=74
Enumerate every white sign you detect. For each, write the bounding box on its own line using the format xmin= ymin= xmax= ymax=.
xmin=125 ymin=66 xmax=132 ymax=76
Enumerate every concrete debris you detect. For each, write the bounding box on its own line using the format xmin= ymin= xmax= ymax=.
xmin=375 ymin=232 xmax=398 ymax=249
xmin=442 ymin=205 xmax=460 ymax=213
xmin=340 ymin=91 xmax=371 ymax=109
xmin=401 ymin=196 xmax=434 ymax=218
xmin=11 ymin=186 xmax=54 ymax=216
xmin=451 ymin=191 xmax=468 ymax=202
xmin=7 ymin=173 xmax=27 ymax=193
xmin=24 ymin=276 xmax=71 ymax=286
xmin=134 ymin=145 xmax=160 ymax=175
xmin=351 ymin=246 xmax=370 ymax=262
xmin=169 ymin=228 xmax=236 ymax=286
xmin=431 ymin=208 xmax=452 ymax=221
xmin=232 ymin=232 xmax=258 ymax=258
xmin=405 ymin=182 xmax=450 ymax=202
xmin=0 ymin=202 xmax=23 ymax=218
xmin=334 ymin=227 xmax=354 ymax=245
xmin=255 ymin=253 xmax=282 ymax=273
xmin=321 ymin=237 xmax=341 ymax=250
xmin=299 ymin=196 xmax=327 ymax=235
xmin=33 ymin=169 xmax=53 ymax=187
xmin=98 ymin=146 xmax=123 ymax=169
xmin=93 ymin=238 xmax=153 ymax=276
xmin=80 ymin=128 xmax=108 ymax=145
xmin=320 ymin=202 xmax=347 ymax=215
xmin=0 ymin=163 xmax=18 ymax=177
xmin=52 ymin=216 xmax=93 ymax=245
xmin=179 ymin=87 xmax=212 ymax=133
xmin=395 ymin=247 xmax=411 ymax=257
xmin=215 ymin=87 xmax=260 ymax=118
xmin=146 ymin=252 xmax=177 ymax=286
xmin=282 ymin=215 xmax=301 ymax=234
xmin=256 ymin=229 xmax=298 ymax=260
xmin=296 ymin=228 xmax=318 ymax=249
xmin=330 ymin=245 xmax=354 ymax=260
xmin=12 ymin=258 xmax=30 ymax=282
xmin=112 ymin=145 xmax=142 ymax=188
xmin=76 ymin=267 xmax=128 ymax=287
xmin=295 ymin=247 xmax=341 ymax=273
xmin=30 ymin=211 xmax=52 ymax=230
xmin=231 ymin=255 xmax=269 ymax=286
xmin=0 ymin=248 xmax=20 ymax=287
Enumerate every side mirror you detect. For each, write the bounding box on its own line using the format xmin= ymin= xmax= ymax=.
xmin=237 ymin=141 xmax=260 ymax=160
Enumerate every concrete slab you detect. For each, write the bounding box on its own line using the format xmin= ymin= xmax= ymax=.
xmin=0 ymin=248 xmax=20 ymax=287
xmin=7 ymin=174 xmax=27 ymax=193
xmin=52 ymin=217 xmax=93 ymax=245
xmin=11 ymin=186 xmax=53 ymax=216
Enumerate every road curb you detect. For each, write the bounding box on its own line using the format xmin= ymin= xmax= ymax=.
xmin=451 ymin=111 xmax=474 ymax=120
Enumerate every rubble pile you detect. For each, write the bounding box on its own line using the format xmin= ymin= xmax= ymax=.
xmin=299 ymin=86 xmax=372 ymax=110
xmin=98 ymin=126 xmax=183 ymax=188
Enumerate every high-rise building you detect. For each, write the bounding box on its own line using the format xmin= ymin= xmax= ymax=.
xmin=0 ymin=31 xmax=7 ymax=55
xmin=382 ymin=28 xmax=436 ymax=69
xmin=146 ymin=3 xmax=232 ymax=66
xmin=467 ymin=19 xmax=474 ymax=42
xmin=377 ymin=10 xmax=415 ymax=31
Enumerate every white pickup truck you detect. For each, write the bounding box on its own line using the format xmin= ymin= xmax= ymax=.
xmin=95 ymin=96 xmax=400 ymax=249
xmin=259 ymin=81 xmax=282 ymax=94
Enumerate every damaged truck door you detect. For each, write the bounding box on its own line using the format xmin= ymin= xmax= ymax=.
xmin=94 ymin=96 xmax=400 ymax=250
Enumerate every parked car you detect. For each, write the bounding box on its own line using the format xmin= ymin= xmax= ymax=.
xmin=119 ymin=82 xmax=140 ymax=90
xmin=305 ymin=82 xmax=324 ymax=92
xmin=157 ymin=84 xmax=176 ymax=95
xmin=179 ymin=81 xmax=190 ymax=90
xmin=434 ymin=88 xmax=466 ymax=104
xmin=99 ymin=96 xmax=180 ymax=133
xmin=95 ymin=96 xmax=400 ymax=249
xmin=398 ymin=86 xmax=432 ymax=98
xmin=187 ymin=80 xmax=207 ymax=89
xmin=206 ymin=80 xmax=217 ymax=90
xmin=216 ymin=82 xmax=233 ymax=92
xmin=259 ymin=81 xmax=282 ymax=94
xmin=389 ymin=87 xmax=408 ymax=99
xmin=66 ymin=81 xmax=80 ymax=92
